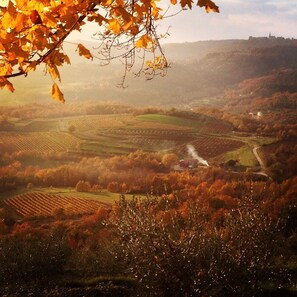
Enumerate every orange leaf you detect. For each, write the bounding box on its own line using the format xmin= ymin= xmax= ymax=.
xmin=25 ymin=61 xmax=38 ymax=73
xmin=171 ymin=0 xmax=177 ymax=4
xmin=130 ymin=25 xmax=139 ymax=36
xmin=180 ymin=0 xmax=193 ymax=9
xmin=87 ymin=13 xmax=107 ymax=25
xmin=30 ymin=10 xmax=42 ymax=24
xmin=116 ymin=6 xmax=132 ymax=23
xmin=0 ymin=78 xmax=15 ymax=93
xmin=42 ymin=12 xmax=57 ymax=28
xmin=51 ymin=83 xmax=65 ymax=103
xmin=197 ymin=0 xmax=219 ymax=13
xmin=76 ymin=44 xmax=93 ymax=60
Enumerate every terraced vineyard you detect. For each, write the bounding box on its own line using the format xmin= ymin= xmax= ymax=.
xmin=176 ymin=137 xmax=244 ymax=158
xmin=0 ymin=131 xmax=80 ymax=153
xmin=4 ymin=192 xmax=107 ymax=218
xmin=0 ymin=113 xmax=246 ymax=160
xmin=97 ymin=128 xmax=197 ymax=151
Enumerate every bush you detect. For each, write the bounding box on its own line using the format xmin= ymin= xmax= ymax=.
xmin=0 ymin=233 xmax=70 ymax=284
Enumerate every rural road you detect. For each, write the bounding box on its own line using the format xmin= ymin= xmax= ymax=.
xmin=252 ymin=146 xmax=269 ymax=178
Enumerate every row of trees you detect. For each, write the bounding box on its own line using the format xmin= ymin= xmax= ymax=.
xmin=0 ymin=103 xmax=135 ymax=121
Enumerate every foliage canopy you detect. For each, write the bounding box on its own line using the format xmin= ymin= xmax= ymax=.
xmin=0 ymin=0 xmax=219 ymax=102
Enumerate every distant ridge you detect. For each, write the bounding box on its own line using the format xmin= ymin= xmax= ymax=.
xmin=163 ymin=37 xmax=297 ymax=62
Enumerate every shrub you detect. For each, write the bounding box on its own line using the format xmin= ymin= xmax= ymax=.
xmin=0 ymin=233 xmax=70 ymax=284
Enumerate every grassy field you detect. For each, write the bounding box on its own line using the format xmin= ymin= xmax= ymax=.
xmin=21 ymin=120 xmax=58 ymax=132
xmin=224 ymin=145 xmax=258 ymax=167
xmin=136 ymin=114 xmax=205 ymax=130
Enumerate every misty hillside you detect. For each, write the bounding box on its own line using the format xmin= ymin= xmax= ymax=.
xmin=1 ymin=38 xmax=297 ymax=107
xmin=163 ymin=37 xmax=296 ymax=62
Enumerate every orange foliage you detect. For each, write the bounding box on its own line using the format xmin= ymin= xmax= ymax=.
xmin=0 ymin=0 xmax=218 ymax=100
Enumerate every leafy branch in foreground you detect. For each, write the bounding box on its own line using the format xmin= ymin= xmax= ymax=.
xmin=0 ymin=0 xmax=219 ymax=102
xmin=112 ymin=194 xmax=291 ymax=296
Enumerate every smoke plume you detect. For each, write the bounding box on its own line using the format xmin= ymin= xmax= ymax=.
xmin=187 ymin=144 xmax=209 ymax=167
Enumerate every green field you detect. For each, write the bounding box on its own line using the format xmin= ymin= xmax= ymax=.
xmin=224 ymin=145 xmax=258 ymax=167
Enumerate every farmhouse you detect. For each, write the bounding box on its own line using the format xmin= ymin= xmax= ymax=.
xmin=173 ymin=159 xmax=198 ymax=171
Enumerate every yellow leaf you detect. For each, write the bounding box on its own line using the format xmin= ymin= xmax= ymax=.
xmin=0 ymin=63 xmax=12 ymax=76
xmin=15 ymin=0 xmax=27 ymax=10
xmin=51 ymin=83 xmax=65 ymax=103
xmin=108 ymin=19 xmax=121 ymax=35
xmin=1 ymin=1 xmax=17 ymax=30
xmin=135 ymin=35 xmax=152 ymax=49
xmin=197 ymin=0 xmax=219 ymax=13
xmin=76 ymin=43 xmax=93 ymax=60
xmin=48 ymin=64 xmax=61 ymax=81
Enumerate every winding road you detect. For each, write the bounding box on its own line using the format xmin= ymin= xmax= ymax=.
xmin=252 ymin=146 xmax=269 ymax=178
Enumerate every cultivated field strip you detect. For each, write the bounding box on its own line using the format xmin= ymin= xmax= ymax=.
xmin=0 ymin=132 xmax=80 ymax=153
xmin=68 ymin=114 xmax=135 ymax=132
xmin=200 ymin=118 xmax=233 ymax=134
xmin=176 ymin=137 xmax=244 ymax=158
xmin=4 ymin=192 xmax=107 ymax=218
xmin=98 ymin=128 xmax=197 ymax=137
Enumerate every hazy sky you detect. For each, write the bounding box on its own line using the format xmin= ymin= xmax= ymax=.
xmin=69 ymin=0 xmax=297 ymax=43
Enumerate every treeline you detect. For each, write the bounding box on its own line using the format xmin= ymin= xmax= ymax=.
xmin=0 ymin=151 xmax=165 ymax=192
xmin=1 ymin=150 xmax=296 ymax=220
xmin=200 ymin=106 xmax=297 ymax=139
xmin=224 ymin=68 xmax=297 ymax=111
xmin=261 ymin=139 xmax=297 ymax=182
xmin=0 ymin=102 xmax=134 ymax=121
